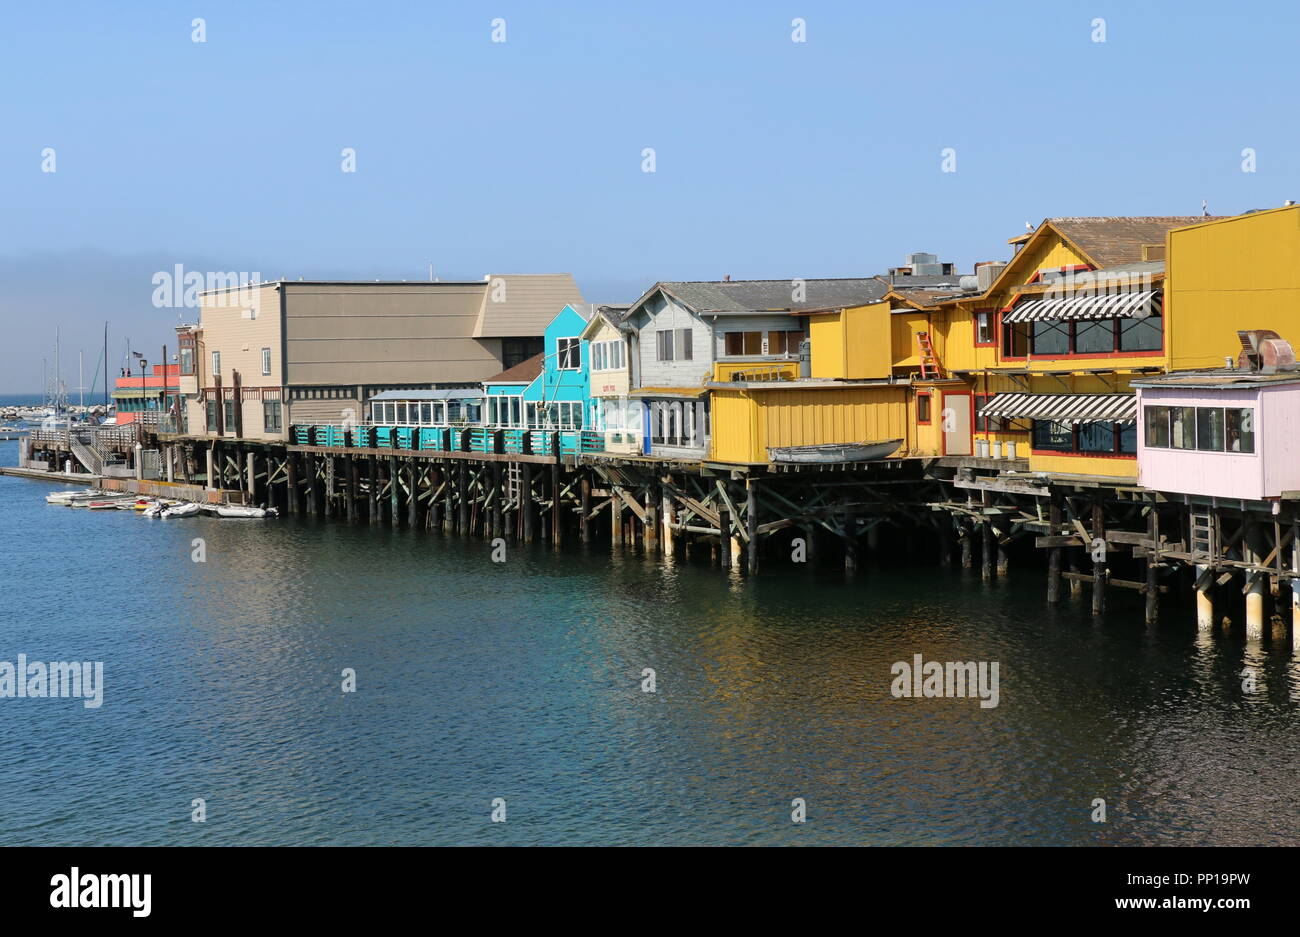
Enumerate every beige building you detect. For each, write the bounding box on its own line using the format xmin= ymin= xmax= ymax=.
xmin=578 ymin=304 xmax=639 ymax=453
xmin=179 ymin=274 xmax=585 ymax=440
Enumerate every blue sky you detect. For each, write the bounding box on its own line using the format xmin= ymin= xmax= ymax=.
xmin=1 ymin=0 xmax=1296 ymax=392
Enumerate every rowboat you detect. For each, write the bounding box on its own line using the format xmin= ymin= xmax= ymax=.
xmin=161 ymin=502 xmax=202 ymax=519
xmin=215 ymin=505 xmax=278 ymax=518
xmin=767 ymin=438 xmax=903 ymax=464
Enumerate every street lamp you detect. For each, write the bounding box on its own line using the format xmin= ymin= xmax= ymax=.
xmin=138 ymin=358 xmax=148 ymax=422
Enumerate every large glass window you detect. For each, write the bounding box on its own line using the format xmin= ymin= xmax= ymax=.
xmin=1002 ymin=319 xmax=1028 ymax=357
xmin=1033 ymin=420 xmax=1074 ymax=451
xmin=1074 ymin=319 xmax=1114 ymax=354
xmin=1120 ymin=313 xmax=1163 ymax=352
xmin=1078 ymin=421 xmax=1116 ymax=453
xmin=1031 ymin=320 xmax=1070 ymax=355
xmin=1226 ymin=408 xmax=1255 ymax=453
xmin=1144 ymin=405 xmax=1170 ymax=448
xmin=1170 ymin=407 xmax=1196 ymax=449
xmin=1196 ymin=407 xmax=1225 ymax=451
xmin=206 ymin=400 xmax=218 ymax=432
xmin=179 ymin=348 xmax=194 ymax=376
xmin=1118 ymin=423 xmax=1137 ymax=454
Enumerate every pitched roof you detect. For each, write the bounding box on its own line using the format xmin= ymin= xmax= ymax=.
xmin=472 ymin=274 xmax=586 ymax=339
xmin=483 ymin=352 xmax=544 ymax=385
xmin=1045 ymin=217 xmax=1218 ymax=268
xmin=634 ymin=278 xmax=893 ymax=317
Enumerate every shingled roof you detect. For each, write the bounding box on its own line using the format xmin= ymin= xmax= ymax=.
xmin=646 ymin=278 xmax=892 ymax=315
xmin=483 ymin=352 xmax=543 ymax=385
xmin=1046 ymin=217 xmax=1218 ymax=268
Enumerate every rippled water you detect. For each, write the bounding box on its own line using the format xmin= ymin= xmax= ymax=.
xmin=1 ymin=439 xmax=1297 ymax=845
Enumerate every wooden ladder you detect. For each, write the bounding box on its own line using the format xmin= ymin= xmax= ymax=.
xmin=916 ymin=331 xmax=943 ymax=380
xmin=1189 ymin=509 xmax=1216 ymax=558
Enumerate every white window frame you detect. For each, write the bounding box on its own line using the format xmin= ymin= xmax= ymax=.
xmin=557 ymin=337 xmax=581 ymax=371
xmin=261 ymin=347 xmax=271 ymax=376
xmin=211 ymin=350 xmax=221 ymax=376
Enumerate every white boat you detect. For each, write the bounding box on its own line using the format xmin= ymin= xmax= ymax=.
xmin=46 ymin=488 xmax=99 ymax=504
xmin=767 ymin=438 xmax=904 ymax=464
xmin=215 ymin=505 xmax=278 ymax=518
xmin=161 ymin=502 xmax=202 ymax=519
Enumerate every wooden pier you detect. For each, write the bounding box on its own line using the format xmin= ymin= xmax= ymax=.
xmin=20 ymin=425 xmax=1300 ymax=647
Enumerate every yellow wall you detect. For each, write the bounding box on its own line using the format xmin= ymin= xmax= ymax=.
xmin=709 ymin=385 xmax=920 ymax=463
xmin=1024 ymin=452 xmax=1137 ymax=481
xmin=1168 ymin=204 xmax=1300 ymax=369
xmin=712 ymin=360 xmax=801 ymax=383
xmin=808 ymin=302 xmax=892 ymax=379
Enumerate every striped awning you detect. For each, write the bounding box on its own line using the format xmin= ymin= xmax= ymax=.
xmin=978 ymin=392 xmax=1137 ymax=424
xmin=1003 ymin=290 xmax=1161 ymax=323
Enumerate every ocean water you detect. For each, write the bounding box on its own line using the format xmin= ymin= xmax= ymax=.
xmin=0 ymin=437 xmax=1298 ymax=846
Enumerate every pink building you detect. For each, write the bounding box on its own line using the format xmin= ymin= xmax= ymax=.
xmin=1135 ymin=371 xmax=1300 ymax=501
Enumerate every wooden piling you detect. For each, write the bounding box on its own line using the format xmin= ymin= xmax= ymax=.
xmin=1144 ymin=507 xmax=1159 ymax=624
xmin=1091 ymin=501 xmax=1106 ymax=616
xmin=745 ymin=480 xmax=758 ymax=575
xmin=1046 ymin=496 xmax=1062 ymax=603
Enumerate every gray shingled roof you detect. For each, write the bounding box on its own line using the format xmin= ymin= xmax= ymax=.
xmin=651 ymin=278 xmax=892 ymax=314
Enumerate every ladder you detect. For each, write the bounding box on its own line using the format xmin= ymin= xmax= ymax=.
xmin=1189 ymin=509 xmax=1216 ymax=558
xmin=505 ymin=463 xmax=523 ymax=507
xmin=916 ymin=331 xmax=943 ymax=380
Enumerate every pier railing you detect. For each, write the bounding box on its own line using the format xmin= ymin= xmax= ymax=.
xmin=289 ymin=423 xmax=612 ymax=458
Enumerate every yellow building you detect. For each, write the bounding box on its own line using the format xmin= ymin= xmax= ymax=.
xmin=924 ymin=216 xmax=1221 ymax=480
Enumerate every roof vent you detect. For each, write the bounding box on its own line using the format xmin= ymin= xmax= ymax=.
xmin=1237 ymin=329 xmax=1297 ymax=373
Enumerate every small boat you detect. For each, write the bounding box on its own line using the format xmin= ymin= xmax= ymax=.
xmin=767 ymin=438 xmax=903 ymax=464
xmin=141 ymin=500 xmax=172 ymax=518
xmin=215 ymin=504 xmax=278 ymax=519
xmin=46 ymin=488 xmax=99 ymax=504
xmin=161 ymin=502 xmax=202 ymax=519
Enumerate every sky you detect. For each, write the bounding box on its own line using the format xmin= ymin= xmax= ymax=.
xmin=1 ymin=0 xmax=1297 ymax=393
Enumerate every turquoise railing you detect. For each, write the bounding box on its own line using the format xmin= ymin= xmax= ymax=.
xmin=289 ymin=424 xmax=599 ymax=457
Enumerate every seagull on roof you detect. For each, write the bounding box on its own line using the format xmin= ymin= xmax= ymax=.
xmin=1025 ymin=221 xmax=1033 ymax=231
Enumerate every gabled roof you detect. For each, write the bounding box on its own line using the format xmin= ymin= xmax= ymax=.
xmin=1045 ymin=217 xmax=1217 ymax=268
xmin=472 ymin=274 xmax=586 ymax=338
xmin=483 ymin=352 xmax=544 ymax=385
xmin=579 ymin=304 xmax=632 ymax=339
xmin=625 ymin=278 xmax=893 ymax=319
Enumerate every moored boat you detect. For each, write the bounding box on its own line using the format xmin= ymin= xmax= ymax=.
xmin=215 ymin=504 xmax=278 ymax=518
xmin=160 ymin=502 xmax=202 ymax=519
xmin=767 ymin=438 xmax=903 ymax=464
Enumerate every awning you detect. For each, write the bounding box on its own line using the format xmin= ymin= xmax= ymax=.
xmin=1003 ymin=290 xmax=1161 ymax=324
xmin=979 ymin=392 xmax=1137 ymax=424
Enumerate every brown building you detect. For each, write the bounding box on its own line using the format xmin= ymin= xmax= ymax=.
xmin=177 ymin=274 xmax=585 ymax=440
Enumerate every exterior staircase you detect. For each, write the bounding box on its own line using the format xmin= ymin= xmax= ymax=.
xmin=917 ymin=331 xmax=944 ymax=380
xmin=68 ymin=429 xmax=105 ymax=475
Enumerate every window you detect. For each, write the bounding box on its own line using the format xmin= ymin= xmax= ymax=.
xmin=420 ymin=403 xmax=432 ymax=424
xmin=767 ymin=331 xmax=801 ymax=355
xmin=206 ymin=400 xmax=218 ymax=432
xmin=1196 ymin=407 xmax=1225 ymax=451
xmin=261 ymin=347 xmax=272 ymax=376
xmin=974 ymin=311 xmax=995 ymax=346
xmin=1074 ymin=319 xmax=1113 ymax=354
xmin=1002 ymin=318 xmax=1028 ymax=357
xmin=1170 ymin=406 xmax=1196 ymax=449
xmin=1226 ymin=408 xmax=1255 ymax=453
xmin=1032 ymin=420 xmax=1075 ymax=452
xmin=1120 ymin=313 xmax=1162 ymax=352
xmin=677 ymin=328 xmax=693 ymax=361
xmin=1078 ymin=421 xmax=1116 ymax=453
xmin=556 ymin=337 xmax=581 ymax=370
xmin=179 ymin=348 xmax=194 ymax=376
xmin=657 ymin=328 xmax=693 ymax=362
xmin=974 ymin=393 xmax=1025 ymax=433
xmin=503 ymin=338 xmax=542 ymax=370
xmin=724 ymin=331 xmax=763 ymax=355
xmin=223 ymin=400 xmax=235 ymax=431
xmin=263 ymin=400 xmax=282 ymax=432
xmin=1144 ymin=405 xmax=1170 ymax=448
xmin=1031 ymin=320 xmax=1070 ymax=355
xmin=211 ymin=350 xmax=221 ymax=376
xmin=591 ymin=340 xmax=625 ymax=372
xmin=916 ymin=393 xmax=932 ymax=424
xmin=657 ymin=330 xmax=674 ymax=361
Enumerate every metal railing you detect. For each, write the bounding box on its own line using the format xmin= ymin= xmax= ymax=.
xmin=290 ymin=423 xmax=603 ymax=457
